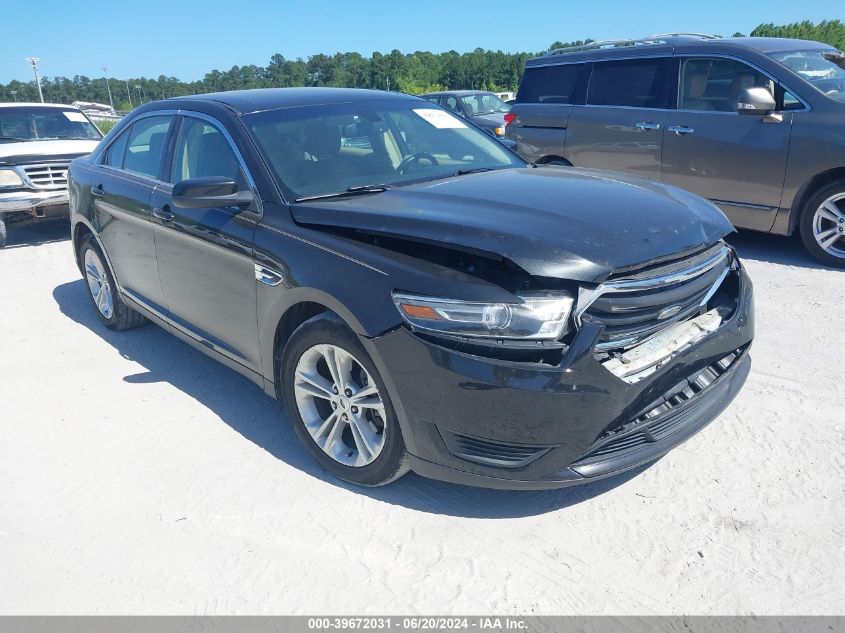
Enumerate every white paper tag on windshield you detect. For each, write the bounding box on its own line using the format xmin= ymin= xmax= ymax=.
xmin=63 ymin=111 xmax=88 ymax=122
xmin=413 ymin=108 xmax=467 ymax=129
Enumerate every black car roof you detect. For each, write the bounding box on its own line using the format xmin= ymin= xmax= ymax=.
xmin=527 ymin=36 xmax=834 ymax=67
xmin=166 ymin=87 xmax=420 ymax=115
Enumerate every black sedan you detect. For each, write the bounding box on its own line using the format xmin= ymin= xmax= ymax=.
xmin=68 ymin=88 xmax=753 ymax=489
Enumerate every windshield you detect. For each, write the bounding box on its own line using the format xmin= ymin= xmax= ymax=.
xmin=0 ymin=106 xmax=102 ymax=143
xmin=770 ymin=49 xmax=845 ymax=101
xmin=245 ymin=99 xmax=523 ymax=201
xmin=459 ymin=93 xmax=511 ymax=116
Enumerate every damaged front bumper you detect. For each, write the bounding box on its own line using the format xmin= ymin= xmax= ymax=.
xmin=0 ymin=189 xmax=70 ymax=218
xmin=361 ymin=265 xmax=754 ymax=490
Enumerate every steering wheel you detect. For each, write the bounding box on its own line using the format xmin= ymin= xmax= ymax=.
xmin=397 ymin=152 xmax=439 ymax=175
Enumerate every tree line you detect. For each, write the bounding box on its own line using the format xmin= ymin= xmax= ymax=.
xmin=1 ymin=19 xmax=842 ymax=110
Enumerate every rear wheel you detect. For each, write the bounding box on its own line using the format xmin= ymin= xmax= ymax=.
xmin=281 ymin=313 xmax=409 ymax=486
xmin=79 ymin=235 xmax=147 ymax=330
xmin=800 ymin=180 xmax=845 ymax=268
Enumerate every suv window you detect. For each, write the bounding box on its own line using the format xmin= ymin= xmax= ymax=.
xmin=123 ymin=116 xmax=172 ymax=179
xmin=679 ymin=58 xmax=775 ymax=112
xmin=517 ymin=64 xmax=583 ymax=104
xmin=587 ymin=58 xmax=670 ymax=109
xmin=170 ymin=117 xmax=243 ymax=184
xmin=104 ymin=128 xmax=130 ymax=169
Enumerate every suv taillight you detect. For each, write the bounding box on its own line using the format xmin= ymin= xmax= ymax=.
xmin=504 ymin=112 xmax=516 ymax=126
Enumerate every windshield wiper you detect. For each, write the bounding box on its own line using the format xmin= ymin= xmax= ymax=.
xmin=295 ymin=184 xmax=392 ymax=203
xmin=454 ymin=167 xmax=501 ymax=176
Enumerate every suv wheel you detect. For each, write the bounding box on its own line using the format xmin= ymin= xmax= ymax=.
xmin=800 ymin=180 xmax=845 ymax=268
xmin=281 ymin=313 xmax=409 ymax=487
xmin=79 ymin=235 xmax=147 ymax=330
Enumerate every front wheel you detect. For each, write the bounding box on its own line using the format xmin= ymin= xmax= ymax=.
xmin=800 ymin=180 xmax=845 ymax=268
xmin=281 ymin=313 xmax=409 ymax=487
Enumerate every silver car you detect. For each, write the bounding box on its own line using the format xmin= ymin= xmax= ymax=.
xmin=505 ymin=34 xmax=845 ymax=267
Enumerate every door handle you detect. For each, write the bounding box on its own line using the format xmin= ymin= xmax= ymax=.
xmin=668 ymin=125 xmax=695 ymax=135
xmin=91 ymin=185 xmax=105 ymax=197
xmin=635 ymin=121 xmax=661 ymax=131
xmin=152 ymin=206 xmax=174 ymax=222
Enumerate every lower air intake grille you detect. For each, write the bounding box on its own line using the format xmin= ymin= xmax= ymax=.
xmin=582 ymin=348 xmax=744 ymax=459
xmin=440 ymin=430 xmax=552 ymax=469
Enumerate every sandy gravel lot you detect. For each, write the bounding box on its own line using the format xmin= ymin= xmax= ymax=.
xmin=0 ymin=221 xmax=843 ymax=615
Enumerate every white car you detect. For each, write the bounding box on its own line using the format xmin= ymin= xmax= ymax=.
xmin=0 ymin=103 xmax=102 ymax=247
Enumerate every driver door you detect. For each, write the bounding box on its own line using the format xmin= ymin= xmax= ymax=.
xmin=150 ymin=114 xmax=262 ymax=373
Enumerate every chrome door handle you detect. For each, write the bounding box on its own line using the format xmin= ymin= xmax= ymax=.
xmin=668 ymin=125 xmax=695 ymax=135
xmin=91 ymin=185 xmax=105 ymax=197
xmin=635 ymin=121 xmax=661 ymax=131
xmin=152 ymin=206 xmax=174 ymax=222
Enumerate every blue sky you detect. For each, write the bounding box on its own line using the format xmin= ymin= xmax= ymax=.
xmin=1 ymin=0 xmax=838 ymax=83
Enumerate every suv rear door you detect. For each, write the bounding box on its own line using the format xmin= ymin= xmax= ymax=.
xmin=661 ymin=56 xmax=793 ymax=231
xmin=565 ymin=56 xmax=671 ymax=179
xmin=150 ymin=113 xmax=262 ymax=373
xmin=507 ymin=61 xmax=585 ymax=163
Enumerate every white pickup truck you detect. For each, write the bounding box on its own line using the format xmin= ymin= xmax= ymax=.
xmin=0 ymin=103 xmax=102 ymax=247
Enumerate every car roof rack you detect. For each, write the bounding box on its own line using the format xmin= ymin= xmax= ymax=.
xmin=545 ymin=33 xmax=721 ymax=56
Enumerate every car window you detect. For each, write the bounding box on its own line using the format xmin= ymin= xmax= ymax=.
xmin=782 ymin=89 xmax=803 ymax=110
xmin=441 ymin=96 xmax=461 ymax=113
xmin=0 ymin=106 xmax=101 ymax=141
xmin=122 ymin=116 xmax=172 ymax=179
xmin=517 ymin=64 xmax=583 ymax=104
xmin=459 ymin=93 xmax=510 ymax=116
xmin=170 ymin=117 xmax=243 ymax=184
xmin=679 ymin=58 xmax=775 ymax=112
xmin=104 ymin=128 xmax=130 ymax=169
xmin=770 ymin=49 xmax=845 ymax=102
xmin=587 ymin=58 xmax=670 ymax=109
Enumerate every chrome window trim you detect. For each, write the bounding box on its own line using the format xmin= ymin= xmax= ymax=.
xmin=674 ymin=53 xmax=812 ymax=113
xmin=574 ymin=245 xmax=732 ymax=329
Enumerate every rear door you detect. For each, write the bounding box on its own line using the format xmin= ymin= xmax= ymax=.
xmin=93 ymin=114 xmax=174 ymax=311
xmin=150 ymin=113 xmax=262 ymax=372
xmin=565 ymin=57 xmax=671 ymax=180
xmin=661 ymin=56 xmax=792 ymax=231
xmin=508 ymin=62 xmax=584 ymax=163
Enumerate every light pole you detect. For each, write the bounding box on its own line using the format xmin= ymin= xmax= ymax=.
xmin=135 ymin=84 xmax=142 ymax=104
xmin=25 ymin=57 xmax=44 ymax=103
xmin=102 ymin=66 xmax=114 ymax=110
xmin=125 ymin=80 xmax=133 ymax=108
xmin=10 ymin=90 xmax=17 ymax=102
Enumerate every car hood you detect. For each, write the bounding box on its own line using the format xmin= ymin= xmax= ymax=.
xmin=290 ymin=166 xmax=734 ymax=283
xmin=0 ymin=139 xmax=100 ymax=163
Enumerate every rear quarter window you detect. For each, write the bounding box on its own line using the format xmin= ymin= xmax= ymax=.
xmin=517 ymin=64 xmax=584 ymax=104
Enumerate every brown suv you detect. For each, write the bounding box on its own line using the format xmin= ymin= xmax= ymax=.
xmin=505 ymin=34 xmax=845 ymax=267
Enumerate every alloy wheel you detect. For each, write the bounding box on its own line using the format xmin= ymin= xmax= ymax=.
xmin=293 ymin=344 xmax=387 ymax=467
xmin=812 ymin=193 xmax=845 ymax=259
xmin=84 ymin=248 xmax=114 ymax=319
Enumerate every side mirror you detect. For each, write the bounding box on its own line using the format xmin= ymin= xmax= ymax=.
xmin=172 ymin=176 xmax=253 ymax=210
xmin=737 ymin=87 xmax=776 ymax=115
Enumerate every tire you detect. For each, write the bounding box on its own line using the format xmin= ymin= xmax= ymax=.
xmin=78 ymin=234 xmax=147 ymax=330
xmin=799 ymin=179 xmax=845 ymax=268
xmin=0 ymin=215 xmax=7 ymax=248
xmin=281 ymin=313 xmax=410 ymax=487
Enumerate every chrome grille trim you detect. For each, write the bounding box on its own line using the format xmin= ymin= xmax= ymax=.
xmin=575 ymin=245 xmax=732 ymax=350
xmin=22 ymin=162 xmax=71 ymax=189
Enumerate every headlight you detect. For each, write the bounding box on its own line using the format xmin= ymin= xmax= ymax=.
xmin=392 ymin=291 xmax=574 ymax=340
xmin=0 ymin=168 xmax=24 ymax=188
